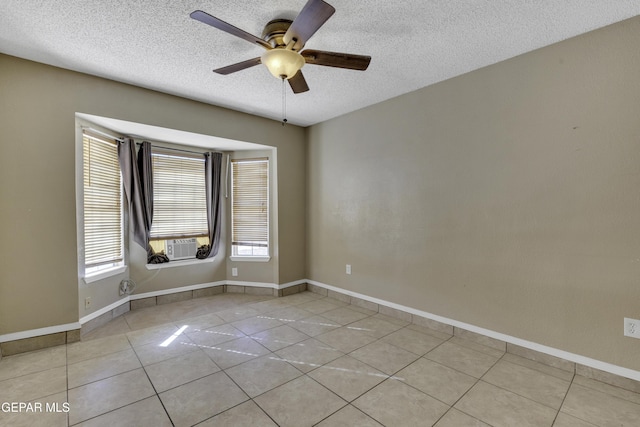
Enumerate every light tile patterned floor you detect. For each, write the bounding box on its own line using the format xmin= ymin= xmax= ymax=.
xmin=1 ymin=291 xmax=640 ymax=426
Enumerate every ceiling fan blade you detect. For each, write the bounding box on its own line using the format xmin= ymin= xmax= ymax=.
xmin=190 ymin=10 xmax=272 ymax=50
xmin=213 ymin=57 xmax=262 ymax=75
xmin=288 ymin=71 xmax=310 ymax=94
xmin=284 ymin=0 xmax=335 ymax=51
xmin=301 ymin=49 xmax=371 ymax=70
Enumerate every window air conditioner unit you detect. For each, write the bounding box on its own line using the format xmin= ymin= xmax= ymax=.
xmin=165 ymin=238 xmax=198 ymax=260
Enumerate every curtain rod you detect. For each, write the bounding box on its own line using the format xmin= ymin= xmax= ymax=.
xmin=82 ymin=126 xmax=125 ymax=143
xmin=135 ymin=141 xmax=223 ymax=156
xmin=82 ymin=126 xmax=222 ymax=155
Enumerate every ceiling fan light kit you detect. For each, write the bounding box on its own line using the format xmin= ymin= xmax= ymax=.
xmin=261 ymin=49 xmax=305 ymax=80
xmin=190 ymin=0 xmax=371 ymax=94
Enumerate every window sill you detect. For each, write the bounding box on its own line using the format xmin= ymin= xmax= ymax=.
xmin=84 ymin=265 xmax=127 ymax=284
xmin=229 ymin=256 xmax=271 ymax=263
xmin=146 ymin=257 xmax=215 ymax=270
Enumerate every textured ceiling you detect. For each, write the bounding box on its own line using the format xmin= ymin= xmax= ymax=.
xmin=1 ymin=1 xmax=638 ymax=127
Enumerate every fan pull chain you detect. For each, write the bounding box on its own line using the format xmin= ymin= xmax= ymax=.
xmin=281 ymin=77 xmax=288 ymax=126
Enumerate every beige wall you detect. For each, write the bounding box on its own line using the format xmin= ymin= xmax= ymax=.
xmin=0 ymin=54 xmax=306 ymax=334
xmin=306 ymin=17 xmax=640 ymax=371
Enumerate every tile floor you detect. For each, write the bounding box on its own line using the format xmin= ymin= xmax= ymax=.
xmin=1 ymin=291 xmax=640 ymax=426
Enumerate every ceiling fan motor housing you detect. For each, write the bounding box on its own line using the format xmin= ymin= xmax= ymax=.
xmin=262 ymin=19 xmax=295 ymax=48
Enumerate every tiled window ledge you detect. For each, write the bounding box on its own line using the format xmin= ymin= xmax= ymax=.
xmin=146 ymin=257 xmax=215 ymax=270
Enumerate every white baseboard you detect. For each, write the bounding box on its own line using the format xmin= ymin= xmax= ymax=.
xmin=225 ymin=279 xmax=306 ymax=289
xmin=79 ymin=297 xmax=131 ymax=325
xmin=307 ymin=280 xmax=640 ymax=383
xmin=81 ymin=279 xmax=306 ymax=325
xmin=80 ymin=280 xmax=229 ymax=325
xmin=277 ymin=279 xmax=308 ymax=289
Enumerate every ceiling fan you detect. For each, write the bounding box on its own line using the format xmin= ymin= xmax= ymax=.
xmin=190 ymin=0 xmax=371 ymax=94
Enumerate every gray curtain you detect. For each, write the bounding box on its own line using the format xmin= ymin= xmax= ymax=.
xmin=137 ymin=141 xmax=153 ymax=248
xmin=197 ymin=152 xmax=223 ymax=258
xmin=118 ymin=139 xmax=153 ymax=254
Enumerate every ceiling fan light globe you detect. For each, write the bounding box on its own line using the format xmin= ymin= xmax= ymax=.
xmin=261 ymin=49 xmax=305 ymax=80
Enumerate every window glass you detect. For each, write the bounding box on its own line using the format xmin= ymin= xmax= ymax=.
xmin=83 ymin=132 xmax=123 ymax=275
xmin=231 ymin=158 xmax=269 ymax=256
xmin=149 ymin=150 xmax=208 ymax=240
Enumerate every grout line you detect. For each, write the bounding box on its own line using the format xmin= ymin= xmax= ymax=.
xmin=301 ymin=372 xmax=350 ymax=411
xmin=65 ymin=344 xmax=69 ymax=427
xmin=476 ymin=354 xmax=574 ymax=413
xmin=451 ymin=354 xmax=554 ymax=414
xmin=551 ymin=371 xmax=577 ymax=426
xmin=501 ymin=353 xmax=575 ymax=382
xmin=573 ymin=374 xmax=640 ymax=405
xmin=129 ymin=331 xmax=175 ymax=427
xmin=417 ymin=339 xmax=503 ymax=425
xmin=66 ymin=369 xmax=160 ymax=426
xmin=0 ymin=353 xmax=68 ymax=383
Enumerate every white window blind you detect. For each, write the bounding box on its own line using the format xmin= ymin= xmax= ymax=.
xmin=231 ymin=158 xmax=269 ymax=256
xmin=149 ymin=149 xmax=208 ymax=239
xmin=83 ymin=132 xmax=123 ymax=269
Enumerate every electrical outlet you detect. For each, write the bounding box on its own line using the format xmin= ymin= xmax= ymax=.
xmin=232 ymin=267 xmax=238 ymax=277
xmin=346 ymin=264 xmax=351 ymax=275
xmin=624 ymin=318 xmax=640 ymax=339
xmin=84 ymin=297 xmax=91 ymax=310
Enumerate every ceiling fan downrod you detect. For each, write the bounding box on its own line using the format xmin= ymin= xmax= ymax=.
xmin=281 ymin=77 xmax=288 ymax=126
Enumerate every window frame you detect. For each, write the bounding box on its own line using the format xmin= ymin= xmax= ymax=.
xmin=149 ymin=148 xmax=209 ymax=241
xmin=81 ymin=131 xmax=125 ymax=280
xmin=230 ymin=157 xmax=270 ymax=261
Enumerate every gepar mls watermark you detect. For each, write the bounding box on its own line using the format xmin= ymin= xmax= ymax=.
xmin=2 ymin=402 xmax=70 ymax=413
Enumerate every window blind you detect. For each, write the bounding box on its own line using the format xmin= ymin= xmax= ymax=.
xmin=149 ymin=150 xmax=208 ymax=239
xmin=83 ymin=133 xmax=123 ymax=268
xmin=231 ymin=158 xmax=269 ymax=249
